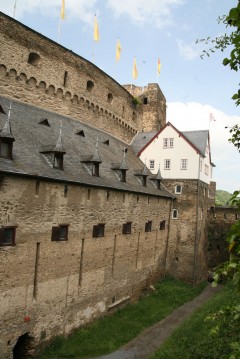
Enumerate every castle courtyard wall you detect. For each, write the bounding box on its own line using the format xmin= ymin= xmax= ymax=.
xmin=0 ymin=174 xmax=171 ymax=358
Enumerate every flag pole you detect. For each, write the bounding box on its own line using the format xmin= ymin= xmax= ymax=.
xmin=57 ymin=18 xmax=62 ymax=43
xmin=13 ymin=0 xmax=17 ymax=18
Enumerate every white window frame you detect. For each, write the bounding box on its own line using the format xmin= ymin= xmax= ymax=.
xmin=175 ymin=185 xmax=182 ymax=194
xmin=149 ymin=159 xmax=155 ymax=170
xmin=163 ymin=138 xmax=168 ymax=148
xmin=164 ymin=159 xmax=171 ymax=170
xmin=172 ymin=209 xmax=178 ymax=219
xmin=181 ymin=159 xmax=188 ymax=170
xmin=169 ymin=138 xmax=174 ymax=148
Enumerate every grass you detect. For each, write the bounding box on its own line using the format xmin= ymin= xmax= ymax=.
xmin=37 ymin=277 xmax=206 ymax=359
xmin=150 ymin=283 xmax=240 ymax=359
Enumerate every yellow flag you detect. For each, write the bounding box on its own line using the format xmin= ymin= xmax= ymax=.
xmin=157 ymin=57 xmax=161 ymax=75
xmin=132 ymin=57 xmax=138 ymax=79
xmin=60 ymin=0 xmax=65 ymax=20
xmin=94 ymin=15 xmax=99 ymax=41
xmin=116 ymin=39 xmax=122 ymax=62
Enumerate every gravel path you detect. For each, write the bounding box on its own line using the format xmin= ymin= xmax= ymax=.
xmin=95 ymin=284 xmax=221 ymax=359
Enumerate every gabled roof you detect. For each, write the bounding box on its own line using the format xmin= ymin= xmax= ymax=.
xmin=131 ymin=131 xmax=157 ymax=155
xmin=0 ymin=96 xmax=174 ymax=198
xmin=134 ymin=122 xmax=209 ymax=157
xmin=182 ymin=130 xmax=209 ymax=156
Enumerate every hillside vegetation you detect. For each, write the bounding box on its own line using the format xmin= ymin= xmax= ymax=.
xmin=215 ymin=190 xmax=232 ymax=206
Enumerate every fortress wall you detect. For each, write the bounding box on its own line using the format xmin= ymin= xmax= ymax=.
xmin=0 ymin=175 xmax=171 ymax=358
xmin=0 ymin=12 xmax=143 ymax=143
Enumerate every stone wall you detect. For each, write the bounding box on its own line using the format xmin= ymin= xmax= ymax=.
xmin=207 ymin=206 xmax=240 ymax=269
xmin=0 ymin=12 xmax=144 ymax=143
xmin=123 ymin=83 xmax=166 ymax=132
xmin=0 ymin=174 xmax=172 ymax=358
xmin=162 ymin=179 xmax=210 ymax=282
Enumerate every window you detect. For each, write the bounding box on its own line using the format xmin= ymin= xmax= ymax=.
xmin=160 ymin=220 xmax=166 ymax=230
xmin=28 ymin=52 xmax=41 ymax=66
xmin=122 ymin=222 xmax=132 ymax=234
xmin=51 ymin=224 xmax=69 ymax=241
xmin=0 ymin=139 xmax=13 ymax=159
xmin=149 ymin=160 xmax=155 ymax=170
xmin=107 ymin=93 xmax=113 ymax=103
xmin=86 ymin=80 xmax=94 ymax=92
xmin=143 ymin=97 xmax=148 ymax=105
xmin=54 ymin=153 xmax=63 ymax=169
xmin=163 ymin=138 xmax=168 ymax=148
xmin=0 ymin=226 xmax=16 ymax=246
xmin=92 ymin=223 xmax=105 ymax=238
xmin=172 ymin=209 xmax=178 ymax=219
xmin=205 ymin=164 xmax=209 ymax=175
xmin=181 ymin=159 xmax=187 ymax=170
xmin=145 ymin=221 xmax=152 ymax=232
xmin=120 ymin=170 xmax=126 ymax=183
xmin=175 ymin=185 xmax=182 ymax=194
xmin=92 ymin=163 xmax=100 ymax=177
xmin=164 ymin=159 xmax=171 ymax=170
xmin=163 ymin=138 xmax=174 ymax=148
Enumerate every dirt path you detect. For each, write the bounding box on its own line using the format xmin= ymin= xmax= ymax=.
xmin=95 ymin=284 xmax=221 ymax=359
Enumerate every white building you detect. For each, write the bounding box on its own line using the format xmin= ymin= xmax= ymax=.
xmin=132 ymin=122 xmax=215 ymax=184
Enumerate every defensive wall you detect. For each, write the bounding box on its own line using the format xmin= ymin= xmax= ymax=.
xmin=0 ymin=174 xmax=172 ymax=358
xmin=0 ymin=12 xmax=166 ymax=144
xmin=208 ymin=206 xmax=240 ymax=268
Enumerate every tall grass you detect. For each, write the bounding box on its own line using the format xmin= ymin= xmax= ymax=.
xmin=151 ymin=283 xmax=240 ymax=359
xmin=37 ymin=277 xmax=205 ymax=359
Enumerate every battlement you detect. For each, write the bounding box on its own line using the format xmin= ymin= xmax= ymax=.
xmin=0 ymin=12 xmax=166 ymax=141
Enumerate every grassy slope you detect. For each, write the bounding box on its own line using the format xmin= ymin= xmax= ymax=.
xmin=37 ymin=277 xmax=205 ymax=359
xmin=151 ymin=284 xmax=240 ymax=359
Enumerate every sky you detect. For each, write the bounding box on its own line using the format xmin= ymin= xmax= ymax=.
xmin=0 ymin=0 xmax=239 ymax=193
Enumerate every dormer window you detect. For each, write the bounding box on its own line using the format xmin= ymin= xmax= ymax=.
xmin=54 ymin=153 xmax=64 ymax=169
xmin=92 ymin=162 xmax=100 ymax=177
xmin=0 ymin=103 xmax=15 ymax=159
xmin=120 ymin=170 xmax=126 ymax=183
xmin=134 ymin=171 xmax=148 ymax=187
xmin=0 ymin=138 xmax=13 ymax=159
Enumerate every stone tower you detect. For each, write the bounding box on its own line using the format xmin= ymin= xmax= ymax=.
xmin=123 ymin=83 xmax=166 ymax=132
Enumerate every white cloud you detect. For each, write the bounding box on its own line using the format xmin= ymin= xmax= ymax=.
xmin=0 ymin=0 xmax=98 ymax=25
xmin=105 ymin=0 xmax=185 ymax=28
xmin=167 ymin=102 xmax=240 ymax=192
xmin=176 ymin=39 xmax=203 ymax=60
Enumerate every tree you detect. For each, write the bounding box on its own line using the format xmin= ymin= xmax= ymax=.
xmin=196 ymin=2 xmax=240 ymax=151
xmin=197 ymin=4 xmax=240 ymax=358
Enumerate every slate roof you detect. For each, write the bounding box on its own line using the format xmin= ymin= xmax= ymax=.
xmin=0 ymin=96 xmax=173 ymax=198
xmin=182 ymin=130 xmax=209 ymax=156
xmin=131 ymin=131 xmax=157 ymax=154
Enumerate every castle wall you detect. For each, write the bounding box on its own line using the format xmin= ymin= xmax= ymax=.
xmin=123 ymin=84 xmax=166 ymax=132
xmin=162 ymin=179 xmax=210 ymax=282
xmin=0 ymin=174 xmax=171 ymax=359
xmin=0 ymin=12 xmax=144 ymax=144
xmin=207 ymin=206 xmax=240 ymax=269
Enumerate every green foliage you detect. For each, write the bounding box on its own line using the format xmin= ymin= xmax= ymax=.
xmin=132 ymin=97 xmax=141 ymax=106
xmin=36 ymin=278 xmax=205 ymax=359
xmin=151 ymin=284 xmax=240 ymax=359
xmin=196 ymin=3 xmax=240 ymax=150
xmin=215 ymin=190 xmax=233 ymax=206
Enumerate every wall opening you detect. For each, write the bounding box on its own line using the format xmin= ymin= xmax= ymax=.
xmin=13 ymin=333 xmax=35 ymax=359
xmin=86 ymin=80 xmax=94 ymax=92
xmin=28 ymin=52 xmax=41 ymax=66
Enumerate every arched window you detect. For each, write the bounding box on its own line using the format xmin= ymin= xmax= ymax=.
xmin=86 ymin=80 xmax=94 ymax=92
